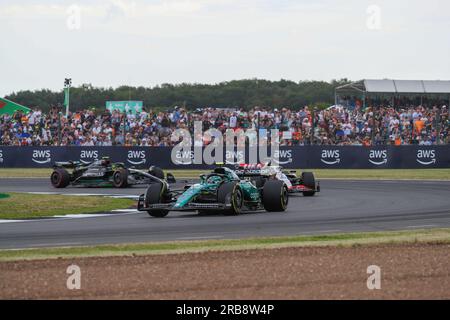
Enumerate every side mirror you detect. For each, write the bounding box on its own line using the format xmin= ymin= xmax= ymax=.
xmin=166 ymin=173 xmax=176 ymax=184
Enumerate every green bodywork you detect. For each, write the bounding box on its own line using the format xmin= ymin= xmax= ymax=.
xmin=173 ymin=167 xmax=260 ymax=209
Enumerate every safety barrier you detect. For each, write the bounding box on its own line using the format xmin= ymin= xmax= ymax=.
xmin=0 ymin=145 xmax=448 ymax=169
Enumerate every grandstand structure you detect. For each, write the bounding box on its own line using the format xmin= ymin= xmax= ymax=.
xmin=335 ymin=79 xmax=450 ymax=109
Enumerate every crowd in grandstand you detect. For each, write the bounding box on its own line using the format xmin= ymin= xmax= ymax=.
xmin=0 ymin=103 xmax=448 ymax=146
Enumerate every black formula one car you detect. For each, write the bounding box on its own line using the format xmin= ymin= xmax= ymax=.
xmin=50 ymin=156 xmax=175 ymax=188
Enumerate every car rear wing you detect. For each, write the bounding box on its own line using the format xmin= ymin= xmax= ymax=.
xmin=53 ymin=161 xmax=84 ymax=168
xmin=234 ymin=164 xmax=268 ymax=177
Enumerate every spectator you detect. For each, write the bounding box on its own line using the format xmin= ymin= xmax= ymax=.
xmin=0 ymin=103 xmax=448 ymax=146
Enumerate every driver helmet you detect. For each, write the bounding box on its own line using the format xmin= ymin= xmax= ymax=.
xmin=101 ymin=156 xmax=111 ymax=166
xmin=207 ymin=175 xmax=223 ymax=184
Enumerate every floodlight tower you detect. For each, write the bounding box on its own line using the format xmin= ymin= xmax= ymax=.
xmin=64 ymin=78 xmax=72 ymax=117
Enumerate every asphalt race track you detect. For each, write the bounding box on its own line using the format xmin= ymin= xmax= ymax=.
xmin=0 ymin=178 xmax=450 ymax=249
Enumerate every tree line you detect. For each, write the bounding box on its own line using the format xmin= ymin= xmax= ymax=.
xmin=5 ymin=79 xmax=351 ymax=112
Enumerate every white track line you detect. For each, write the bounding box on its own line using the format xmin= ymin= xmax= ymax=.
xmin=0 ymin=220 xmax=23 ymax=224
xmin=25 ymin=192 xmax=138 ymax=199
xmin=53 ymin=213 xmax=120 ymax=218
xmin=406 ymin=224 xmax=437 ymax=229
xmin=176 ymin=236 xmax=224 ymax=240
xmin=301 ymin=229 xmax=342 ymax=234
xmin=19 ymin=242 xmax=83 ymax=248
xmin=0 ymin=211 xmax=139 ymax=224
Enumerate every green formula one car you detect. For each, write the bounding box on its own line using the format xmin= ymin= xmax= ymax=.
xmin=51 ymin=157 xmax=175 ymax=188
xmin=137 ymin=166 xmax=288 ymax=218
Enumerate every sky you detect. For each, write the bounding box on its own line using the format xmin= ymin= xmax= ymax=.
xmin=1 ymin=0 xmax=449 ymax=96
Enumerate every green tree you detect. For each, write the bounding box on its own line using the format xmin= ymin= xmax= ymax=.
xmin=5 ymin=79 xmax=352 ymax=112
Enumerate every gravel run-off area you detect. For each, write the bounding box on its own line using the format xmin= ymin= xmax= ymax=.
xmin=1 ymin=243 xmax=449 ymax=299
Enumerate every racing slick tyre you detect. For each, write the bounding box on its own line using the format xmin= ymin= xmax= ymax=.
xmin=50 ymin=168 xmax=70 ymax=188
xmin=218 ymin=182 xmax=243 ymax=216
xmin=301 ymin=172 xmax=316 ymax=197
xmin=148 ymin=166 xmax=165 ymax=179
xmin=112 ymin=168 xmax=129 ymax=188
xmin=262 ymin=180 xmax=288 ymax=212
xmin=145 ymin=182 xmax=169 ymax=218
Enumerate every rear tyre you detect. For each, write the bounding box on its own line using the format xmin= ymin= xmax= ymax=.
xmin=148 ymin=166 xmax=165 ymax=179
xmin=145 ymin=182 xmax=169 ymax=218
xmin=112 ymin=168 xmax=129 ymax=188
xmin=301 ymin=172 xmax=316 ymax=197
xmin=50 ymin=169 xmax=70 ymax=188
xmin=218 ymin=182 xmax=243 ymax=216
xmin=262 ymin=180 xmax=288 ymax=212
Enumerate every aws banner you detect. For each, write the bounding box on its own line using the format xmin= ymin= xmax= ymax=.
xmin=0 ymin=146 xmax=448 ymax=169
xmin=296 ymin=146 xmax=448 ymax=169
xmin=0 ymin=147 xmax=173 ymax=169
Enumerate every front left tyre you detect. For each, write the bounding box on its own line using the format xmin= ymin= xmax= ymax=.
xmin=218 ymin=182 xmax=243 ymax=216
xmin=51 ymin=168 xmax=70 ymax=188
xmin=145 ymin=182 xmax=169 ymax=218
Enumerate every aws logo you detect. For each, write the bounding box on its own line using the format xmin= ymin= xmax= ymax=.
xmin=416 ymin=149 xmax=436 ymax=165
xmin=127 ymin=150 xmax=146 ymax=165
xmin=321 ymin=149 xmax=340 ymax=165
xmin=369 ymin=150 xmax=388 ymax=165
xmin=174 ymin=150 xmax=194 ymax=165
xmin=32 ymin=150 xmax=51 ymax=164
xmin=225 ymin=150 xmax=245 ymax=165
xmin=80 ymin=150 xmax=99 ymax=164
xmin=271 ymin=150 xmax=293 ymax=165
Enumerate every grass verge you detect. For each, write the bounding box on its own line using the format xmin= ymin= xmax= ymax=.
xmin=1 ymin=168 xmax=450 ymax=180
xmin=1 ymin=228 xmax=449 ymax=261
xmin=0 ymin=192 xmax=134 ymax=219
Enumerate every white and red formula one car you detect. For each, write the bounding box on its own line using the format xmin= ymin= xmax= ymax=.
xmin=234 ymin=163 xmax=320 ymax=196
